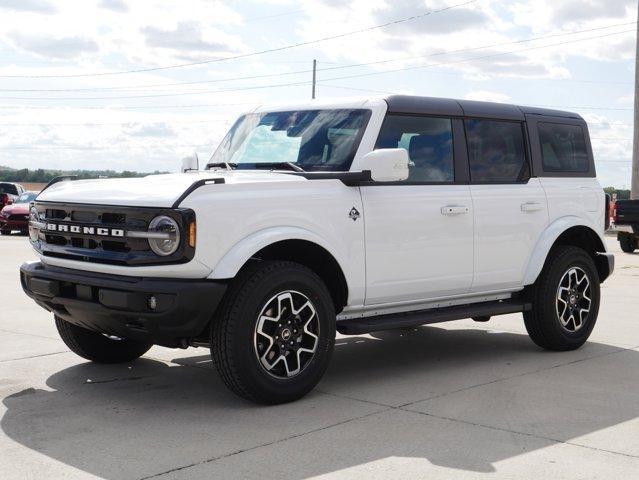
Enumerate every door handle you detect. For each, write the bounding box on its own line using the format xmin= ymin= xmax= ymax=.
xmin=441 ymin=205 xmax=470 ymax=216
xmin=521 ymin=202 xmax=543 ymax=212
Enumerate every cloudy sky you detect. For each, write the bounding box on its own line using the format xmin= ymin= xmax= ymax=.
xmin=0 ymin=0 xmax=636 ymax=187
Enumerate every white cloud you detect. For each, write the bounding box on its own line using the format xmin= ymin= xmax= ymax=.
xmin=99 ymin=0 xmax=128 ymax=13
xmin=8 ymin=32 xmax=99 ymax=59
xmin=374 ymin=1 xmax=489 ymax=35
xmin=141 ymin=22 xmax=242 ymax=60
xmin=0 ymin=0 xmax=55 ymax=14
xmin=124 ymin=122 xmax=177 ymax=137
xmin=464 ymin=90 xmax=511 ymax=102
xmin=616 ymin=94 xmax=634 ymax=106
xmin=549 ymin=0 xmax=632 ymax=24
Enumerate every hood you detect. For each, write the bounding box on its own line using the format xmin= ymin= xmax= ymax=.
xmin=1 ymin=203 xmax=29 ymax=215
xmin=35 ymin=170 xmax=305 ymax=208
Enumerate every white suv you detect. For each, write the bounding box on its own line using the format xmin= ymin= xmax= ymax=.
xmin=21 ymin=95 xmax=614 ymax=404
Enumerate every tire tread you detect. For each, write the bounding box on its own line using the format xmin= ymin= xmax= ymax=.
xmin=210 ymin=260 xmax=334 ymax=403
xmin=524 ymin=246 xmax=599 ymax=351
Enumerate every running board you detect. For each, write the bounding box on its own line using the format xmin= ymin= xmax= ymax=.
xmin=336 ymin=299 xmax=531 ymax=335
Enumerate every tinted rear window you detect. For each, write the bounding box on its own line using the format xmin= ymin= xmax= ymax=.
xmin=465 ymin=119 xmax=527 ymax=183
xmin=538 ymin=123 xmax=589 ymax=173
xmin=0 ymin=183 xmax=18 ymax=195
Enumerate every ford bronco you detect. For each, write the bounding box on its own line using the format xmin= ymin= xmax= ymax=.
xmin=20 ymin=95 xmax=614 ymax=404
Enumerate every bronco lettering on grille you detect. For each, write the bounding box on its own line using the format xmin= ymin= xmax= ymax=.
xmin=45 ymin=223 xmax=125 ymax=237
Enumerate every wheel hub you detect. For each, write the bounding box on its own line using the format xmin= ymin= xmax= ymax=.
xmin=280 ymin=328 xmax=292 ymax=341
xmin=254 ymin=290 xmax=320 ymax=379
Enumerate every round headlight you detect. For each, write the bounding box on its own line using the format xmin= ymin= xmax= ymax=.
xmin=148 ymin=215 xmax=180 ymax=256
xmin=28 ymin=207 xmax=40 ymax=242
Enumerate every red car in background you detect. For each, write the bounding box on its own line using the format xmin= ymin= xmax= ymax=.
xmin=0 ymin=182 xmax=25 ymax=207
xmin=0 ymin=191 xmax=38 ymax=235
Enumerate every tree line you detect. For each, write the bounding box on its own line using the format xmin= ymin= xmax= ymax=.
xmin=604 ymin=187 xmax=631 ymax=200
xmin=0 ymin=167 xmax=166 ymax=183
xmin=0 ymin=167 xmax=632 ymax=198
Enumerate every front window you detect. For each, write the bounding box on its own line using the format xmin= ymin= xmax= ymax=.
xmin=208 ymin=109 xmax=371 ymax=172
xmin=16 ymin=192 xmax=37 ymax=203
xmin=375 ymin=115 xmax=454 ymax=182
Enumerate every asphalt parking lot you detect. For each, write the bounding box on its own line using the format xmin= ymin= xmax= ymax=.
xmin=1 ymin=234 xmax=638 ymax=480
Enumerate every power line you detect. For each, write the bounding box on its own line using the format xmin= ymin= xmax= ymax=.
xmin=318 ymin=84 xmax=635 ymax=112
xmin=319 ymin=84 xmax=634 ymax=113
xmin=1 ymin=21 xmax=634 ymax=93
xmin=316 ymin=29 xmax=635 ymax=85
xmin=0 ymin=119 xmax=229 ymax=127
xmin=0 ymin=102 xmax=254 ymax=110
xmin=243 ymin=9 xmax=304 ymax=22
xmin=0 ymin=80 xmax=313 ymax=100
xmin=3 ymin=28 xmax=632 ymax=102
xmin=0 ymin=0 xmax=478 ymax=79
xmin=1 ymin=144 xmax=215 ymax=150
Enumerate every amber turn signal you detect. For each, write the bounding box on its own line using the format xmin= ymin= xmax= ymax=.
xmin=188 ymin=221 xmax=196 ymax=248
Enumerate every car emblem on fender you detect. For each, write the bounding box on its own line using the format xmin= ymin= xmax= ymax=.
xmin=349 ymin=207 xmax=360 ymax=221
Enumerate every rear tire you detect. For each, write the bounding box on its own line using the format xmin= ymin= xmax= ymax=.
xmin=524 ymin=246 xmax=600 ymax=351
xmin=55 ymin=316 xmax=152 ymax=363
xmin=0 ymin=229 xmax=10 ymax=235
xmin=211 ymin=260 xmax=335 ymax=404
xmin=619 ymin=234 xmax=637 ymax=253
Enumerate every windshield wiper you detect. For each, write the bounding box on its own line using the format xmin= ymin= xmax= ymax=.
xmin=206 ymin=162 xmax=236 ymax=171
xmin=259 ymin=162 xmax=305 ymax=172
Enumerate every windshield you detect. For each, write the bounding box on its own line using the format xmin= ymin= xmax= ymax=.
xmin=208 ymin=109 xmax=371 ymax=172
xmin=15 ymin=192 xmax=37 ymax=203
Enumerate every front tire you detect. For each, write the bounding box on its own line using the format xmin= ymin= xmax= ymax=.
xmin=55 ymin=316 xmax=152 ymax=363
xmin=211 ymin=261 xmax=335 ymax=404
xmin=0 ymin=229 xmax=10 ymax=235
xmin=524 ymin=246 xmax=600 ymax=351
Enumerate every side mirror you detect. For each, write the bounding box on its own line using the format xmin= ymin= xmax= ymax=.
xmin=359 ymin=149 xmax=409 ymax=182
xmin=181 ymin=152 xmax=199 ymax=173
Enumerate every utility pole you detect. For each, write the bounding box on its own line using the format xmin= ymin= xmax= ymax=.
xmin=632 ymin=3 xmax=639 ymax=198
xmin=312 ymin=59 xmax=317 ymax=100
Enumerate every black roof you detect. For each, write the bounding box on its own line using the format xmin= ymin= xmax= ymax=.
xmin=384 ymin=95 xmax=582 ymax=121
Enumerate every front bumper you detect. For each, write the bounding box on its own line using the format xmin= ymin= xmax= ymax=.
xmin=596 ymin=252 xmax=615 ymax=282
xmin=20 ymin=261 xmax=227 ymax=348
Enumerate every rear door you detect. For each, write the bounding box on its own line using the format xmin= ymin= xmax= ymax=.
xmin=526 ymin=117 xmax=604 ymax=232
xmin=361 ymin=114 xmax=474 ymax=305
xmin=465 ymin=118 xmax=549 ymax=292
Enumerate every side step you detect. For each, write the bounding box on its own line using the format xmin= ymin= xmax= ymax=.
xmin=336 ymin=299 xmax=531 ymax=335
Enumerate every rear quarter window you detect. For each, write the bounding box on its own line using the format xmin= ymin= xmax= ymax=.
xmin=538 ymin=123 xmax=589 ymax=173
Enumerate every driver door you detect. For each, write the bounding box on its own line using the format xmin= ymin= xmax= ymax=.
xmin=362 ymin=115 xmax=473 ymax=305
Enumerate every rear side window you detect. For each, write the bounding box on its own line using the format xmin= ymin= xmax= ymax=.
xmin=375 ymin=115 xmax=454 ymax=182
xmin=538 ymin=123 xmax=589 ymax=173
xmin=465 ymin=119 xmax=527 ymax=183
xmin=0 ymin=183 xmax=18 ymax=195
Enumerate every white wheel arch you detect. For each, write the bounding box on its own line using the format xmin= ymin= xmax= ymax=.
xmin=523 ymin=216 xmax=606 ymax=286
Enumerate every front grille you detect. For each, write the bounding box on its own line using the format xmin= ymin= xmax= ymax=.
xmin=31 ymin=202 xmax=195 ymax=266
xmin=9 ymin=214 xmax=29 ymax=221
xmin=37 ymin=203 xmax=150 ymax=253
